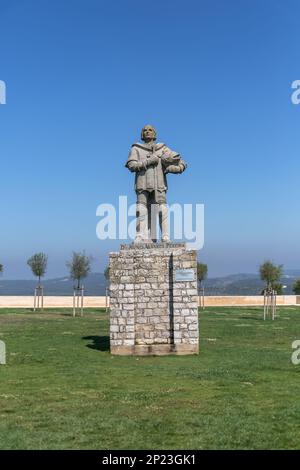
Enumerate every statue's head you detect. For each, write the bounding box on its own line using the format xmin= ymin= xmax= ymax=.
xmin=141 ymin=124 xmax=157 ymax=142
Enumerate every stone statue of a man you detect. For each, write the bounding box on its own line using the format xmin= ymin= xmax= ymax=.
xmin=125 ymin=125 xmax=187 ymax=243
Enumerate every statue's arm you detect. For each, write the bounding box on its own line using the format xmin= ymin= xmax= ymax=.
xmin=125 ymin=147 xmax=147 ymax=173
xmin=160 ymin=146 xmax=186 ymax=174
xmin=125 ymin=146 xmax=158 ymax=172
xmin=160 ymin=146 xmax=181 ymax=165
xmin=164 ymin=158 xmax=187 ymax=174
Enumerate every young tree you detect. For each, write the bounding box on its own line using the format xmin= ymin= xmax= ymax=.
xmin=0 ymin=264 xmax=3 ymax=274
xmin=27 ymin=253 xmax=48 ymax=311
xmin=197 ymin=262 xmax=208 ymax=288
xmin=27 ymin=253 xmax=48 ymax=286
xmin=66 ymin=251 xmax=93 ymax=289
xmin=293 ymin=279 xmax=300 ymax=295
xmin=259 ymin=260 xmax=283 ymax=291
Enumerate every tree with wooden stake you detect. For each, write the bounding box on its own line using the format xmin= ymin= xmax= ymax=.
xmin=27 ymin=253 xmax=48 ymax=311
xmin=104 ymin=265 xmax=110 ymax=312
xmin=66 ymin=251 xmax=93 ymax=317
xmin=259 ymin=260 xmax=283 ymax=320
xmin=197 ymin=262 xmax=208 ymax=310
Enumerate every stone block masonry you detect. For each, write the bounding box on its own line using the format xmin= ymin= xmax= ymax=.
xmin=109 ymin=243 xmax=199 ymax=355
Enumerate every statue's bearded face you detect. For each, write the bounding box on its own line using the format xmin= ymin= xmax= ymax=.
xmin=142 ymin=125 xmax=156 ymax=142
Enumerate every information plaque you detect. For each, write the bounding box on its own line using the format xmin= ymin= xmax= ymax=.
xmin=175 ymin=269 xmax=195 ymax=282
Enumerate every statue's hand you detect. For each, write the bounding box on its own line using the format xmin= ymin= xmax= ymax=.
xmin=146 ymin=155 xmax=159 ymax=166
xmin=165 ymin=164 xmax=182 ymax=174
xmin=161 ymin=153 xmax=180 ymax=165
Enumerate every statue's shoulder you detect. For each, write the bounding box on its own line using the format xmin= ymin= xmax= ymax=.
xmin=131 ymin=142 xmax=146 ymax=150
xmin=155 ymin=142 xmax=166 ymax=150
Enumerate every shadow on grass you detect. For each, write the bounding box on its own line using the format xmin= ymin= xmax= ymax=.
xmin=82 ymin=335 xmax=110 ymax=351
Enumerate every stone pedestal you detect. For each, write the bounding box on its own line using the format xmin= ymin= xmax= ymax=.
xmin=109 ymin=243 xmax=199 ymax=356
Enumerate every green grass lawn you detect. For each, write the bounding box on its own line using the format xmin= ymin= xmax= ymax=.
xmin=0 ymin=306 xmax=300 ymax=450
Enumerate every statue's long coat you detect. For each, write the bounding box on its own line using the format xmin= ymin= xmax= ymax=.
xmin=125 ymin=142 xmax=183 ymax=193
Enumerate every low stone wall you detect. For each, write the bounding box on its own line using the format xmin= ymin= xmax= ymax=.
xmin=0 ymin=295 xmax=297 ymax=308
xmin=0 ymin=296 xmax=108 ymax=308
xmin=203 ymin=295 xmax=297 ymax=307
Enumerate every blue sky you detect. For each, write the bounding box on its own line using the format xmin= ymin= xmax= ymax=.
xmin=0 ymin=0 xmax=300 ymax=279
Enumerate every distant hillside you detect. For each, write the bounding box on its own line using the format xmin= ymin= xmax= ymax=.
xmin=0 ymin=270 xmax=299 ymax=296
xmin=0 ymin=273 xmax=107 ymax=296
xmin=204 ymin=270 xmax=300 ymax=295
